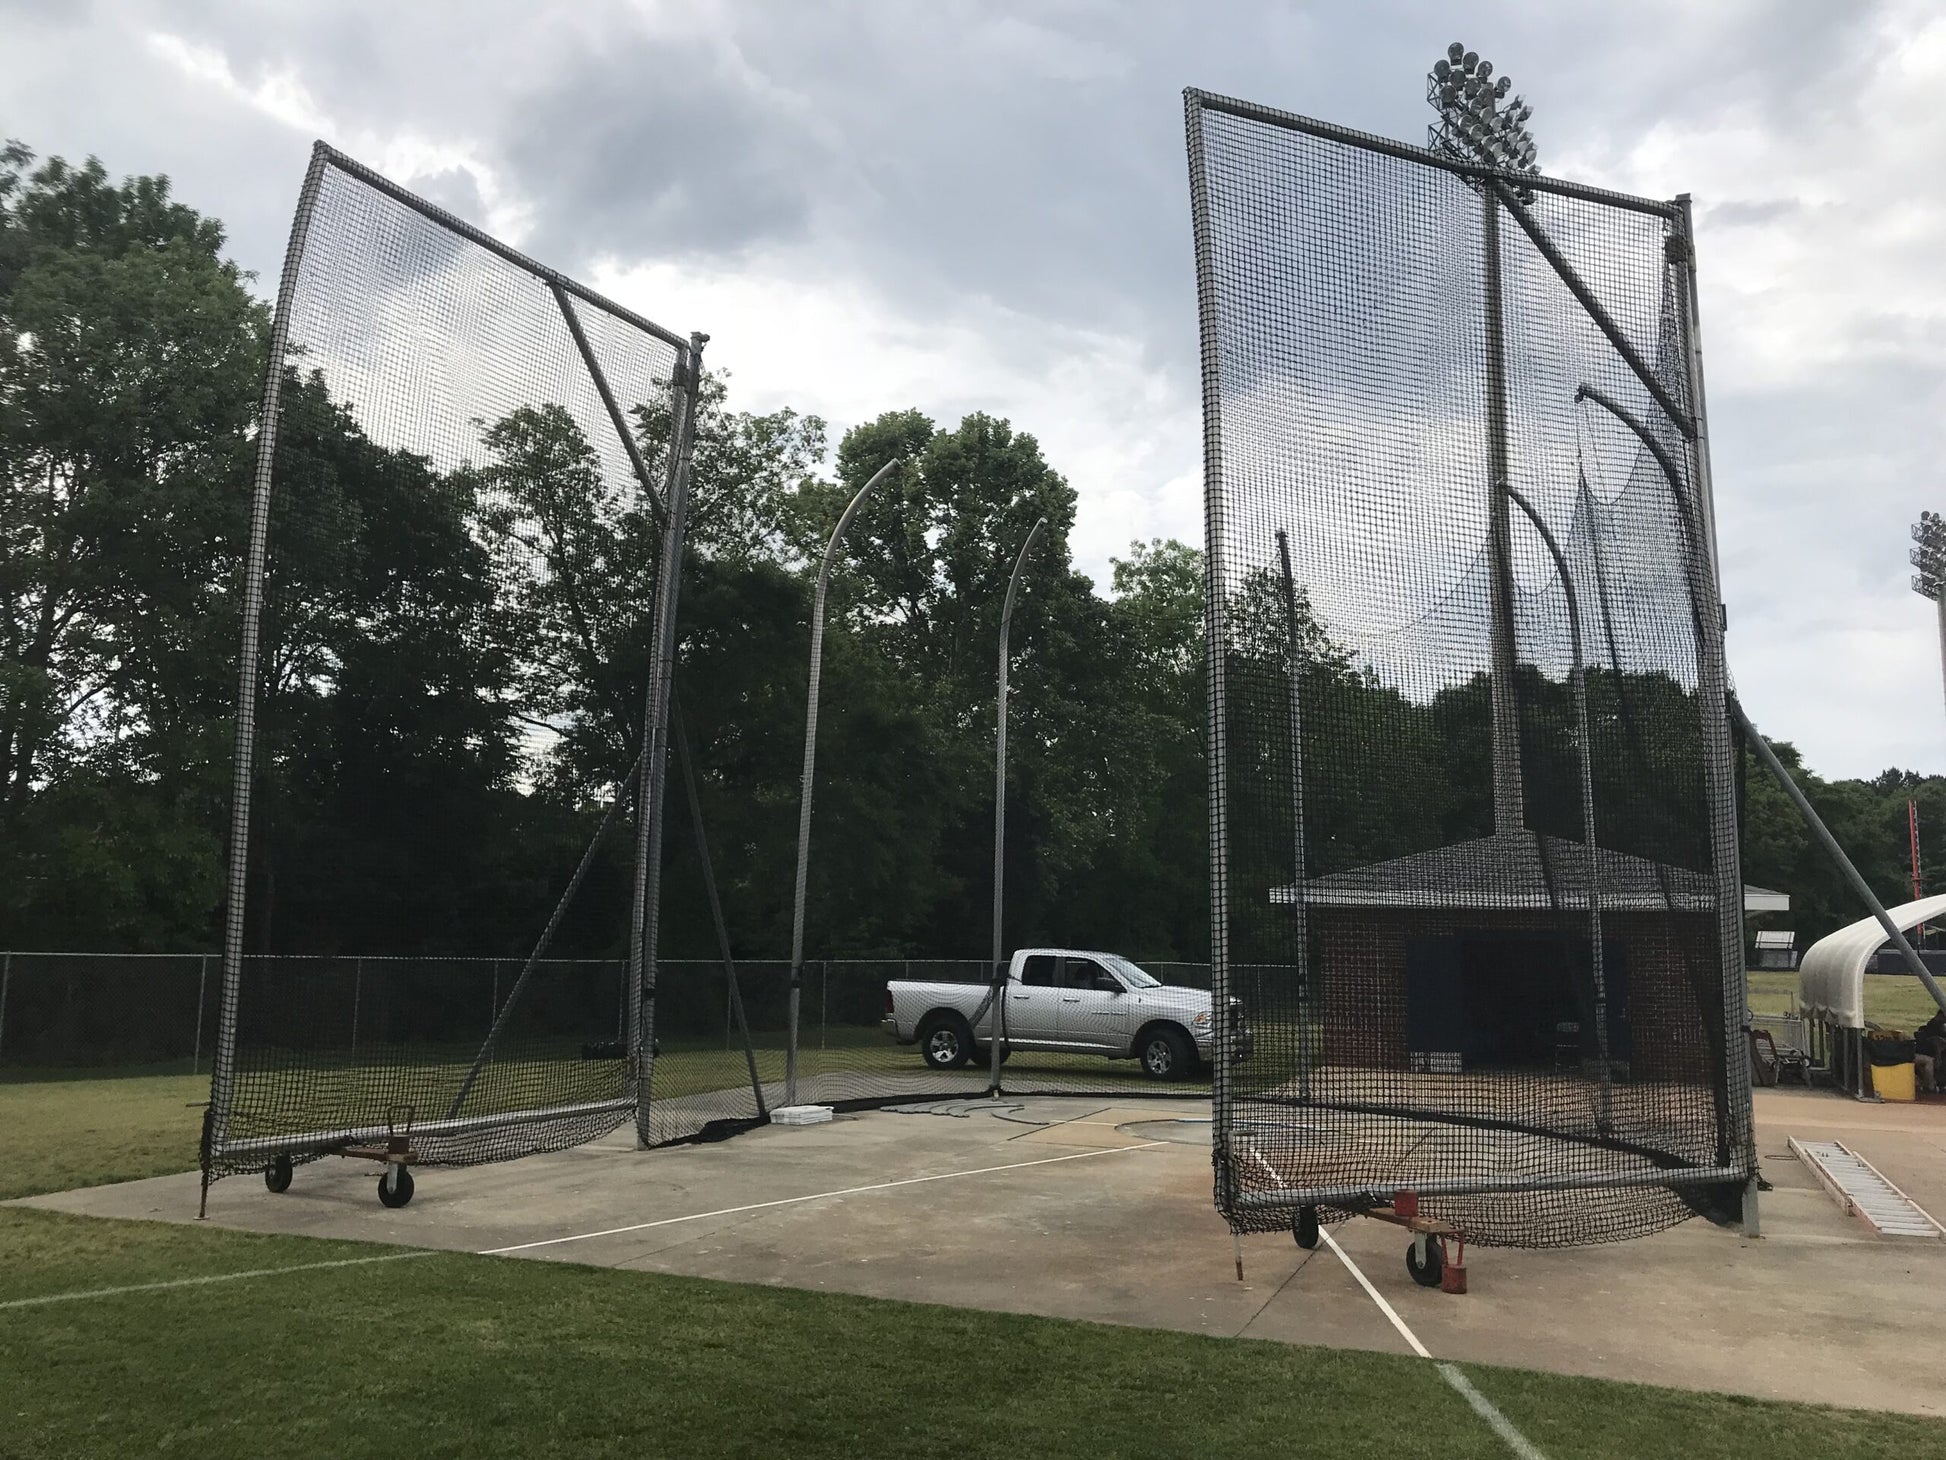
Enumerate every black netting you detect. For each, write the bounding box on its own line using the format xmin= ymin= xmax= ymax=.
xmin=206 ymin=145 xmax=697 ymax=1183
xmin=647 ymin=957 xmax=1219 ymax=1145
xmin=1186 ymin=93 xmax=1751 ymax=1247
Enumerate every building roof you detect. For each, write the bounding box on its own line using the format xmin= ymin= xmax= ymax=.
xmin=1798 ymin=893 xmax=1946 ymax=1030
xmin=1268 ymin=829 xmax=1782 ymax=915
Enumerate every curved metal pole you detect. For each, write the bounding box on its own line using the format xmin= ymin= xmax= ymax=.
xmin=1573 ymin=387 xmax=1706 ymax=580
xmin=1577 ymin=378 xmax=1754 ymax=1199
xmin=1274 ymin=531 xmax=1311 ymax=1103
xmin=988 ymin=517 xmax=1047 ymax=1094
xmin=1504 ymin=485 xmax=1613 ymax=1131
xmin=786 ymin=457 xmax=899 ymax=1107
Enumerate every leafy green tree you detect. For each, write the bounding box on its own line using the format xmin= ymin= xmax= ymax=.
xmin=0 ymin=143 xmax=262 ymax=946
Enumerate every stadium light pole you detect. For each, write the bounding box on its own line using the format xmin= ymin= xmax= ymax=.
xmin=785 ymin=457 xmax=899 ymax=1109
xmin=1428 ymin=43 xmax=1542 ymax=834
xmin=988 ymin=517 xmax=1048 ymax=1095
xmin=1911 ymin=510 xmax=1946 ymax=736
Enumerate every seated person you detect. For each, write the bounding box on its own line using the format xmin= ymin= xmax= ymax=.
xmin=1917 ymin=1009 xmax=1946 ymax=1093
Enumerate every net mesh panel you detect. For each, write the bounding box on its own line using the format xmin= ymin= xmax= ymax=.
xmin=1190 ymin=96 xmax=1746 ymax=1247
xmin=208 ymin=152 xmax=687 ymax=1177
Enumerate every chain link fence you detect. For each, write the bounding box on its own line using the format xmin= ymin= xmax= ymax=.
xmin=0 ymin=954 xmax=1215 ymax=1082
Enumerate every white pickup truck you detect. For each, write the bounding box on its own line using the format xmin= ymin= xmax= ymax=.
xmin=881 ymin=948 xmax=1248 ymax=1081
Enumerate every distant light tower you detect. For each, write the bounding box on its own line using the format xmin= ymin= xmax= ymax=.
xmin=1911 ymin=509 xmax=1946 ymax=728
xmin=1426 ymin=43 xmax=1542 ymax=833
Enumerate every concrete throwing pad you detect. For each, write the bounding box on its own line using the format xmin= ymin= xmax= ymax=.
xmin=16 ymin=1090 xmax=1946 ymax=1420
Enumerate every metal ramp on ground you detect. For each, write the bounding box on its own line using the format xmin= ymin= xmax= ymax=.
xmin=1790 ymin=1138 xmax=1944 ymax=1238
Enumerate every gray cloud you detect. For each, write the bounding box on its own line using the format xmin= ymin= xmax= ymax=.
xmin=4 ymin=0 xmax=1942 ymax=779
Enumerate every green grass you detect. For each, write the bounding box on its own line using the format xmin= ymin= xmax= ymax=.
xmin=1747 ymin=969 xmax=1943 ymax=1032
xmin=0 ymin=1070 xmax=208 ymax=1200
xmin=1 ymin=1207 xmax=1940 ymax=1460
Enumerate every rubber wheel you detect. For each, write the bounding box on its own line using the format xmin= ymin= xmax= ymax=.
xmin=264 ymin=1154 xmax=293 ymax=1194
xmin=1293 ymin=1205 xmax=1320 ymax=1250
xmin=377 ymin=1167 xmax=415 ymax=1208
xmin=918 ymin=1016 xmax=972 ymax=1070
xmin=1406 ymin=1237 xmax=1444 ymax=1288
xmin=1139 ymin=1026 xmax=1193 ymax=1081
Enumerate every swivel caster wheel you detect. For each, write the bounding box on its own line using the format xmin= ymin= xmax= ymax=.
xmin=1292 ymin=1205 xmax=1320 ymax=1250
xmin=264 ymin=1154 xmax=293 ymax=1194
xmin=1406 ymin=1236 xmax=1444 ymax=1288
xmin=377 ymin=1167 xmax=415 ymax=1208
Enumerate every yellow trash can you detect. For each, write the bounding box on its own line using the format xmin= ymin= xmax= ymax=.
xmin=1872 ymin=1060 xmax=1917 ymax=1102
xmin=1867 ymin=1034 xmax=1917 ymax=1102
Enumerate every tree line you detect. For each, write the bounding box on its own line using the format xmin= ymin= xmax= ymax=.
xmin=0 ymin=142 xmax=1927 ymax=964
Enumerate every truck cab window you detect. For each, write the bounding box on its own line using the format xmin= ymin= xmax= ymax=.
xmin=1062 ymin=959 xmax=1115 ymax=991
xmin=1020 ymin=956 xmax=1056 ymax=987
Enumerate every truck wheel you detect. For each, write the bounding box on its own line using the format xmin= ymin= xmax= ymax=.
xmin=918 ymin=1015 xmax=973 ymax=1070
xmin=1139 ymin=1026 xmax=1193 ymax=1081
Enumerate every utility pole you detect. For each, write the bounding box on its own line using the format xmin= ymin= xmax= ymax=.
xmin=1428 ymin=43 xmax=1541 ymax=832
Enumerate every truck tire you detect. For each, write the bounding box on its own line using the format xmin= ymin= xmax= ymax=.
xmin=1138 ymin=1025 xmax=1193 ymax=1081
xmin=917 ymin=1014 xmax=973 ymax=1070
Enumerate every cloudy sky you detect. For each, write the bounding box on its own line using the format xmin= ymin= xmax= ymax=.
xmin=7 ymin=0 xmax=1944 ymax=779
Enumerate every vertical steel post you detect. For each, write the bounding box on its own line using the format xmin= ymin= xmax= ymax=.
xmin=1184 ymin=90 xmax=1239 ymax=1223
xmin=351 ymin=958 xmax=362 ymax=1054
xmin=193 ymin=955 xmax=209 ymax=1073
xmin=1936 ymin=591 xmax=1946 ymax=739
xmin=1273 ymin=532 xmax=1312 ymax=1103
xmin=630 ymin=333 xmax=707 ymax=1148
xmin=1672 ymin=197 xmax=1757 ymax=1231
xmin=204 ymin=144 xmax=329 ymax=1205
xmin=785 ymin=458 xmax=899 ymax=1107
xmin=0 ymin=952 xmax=10 ymax=1064
xmin=991 ymin=517 xmax=1047 ymax=1093
xmin=1483 ymin=191 xmax=1525 ymax=833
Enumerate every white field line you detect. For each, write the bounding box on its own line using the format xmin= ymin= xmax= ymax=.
xmin=1436 ymin=1363 xmax=1550 ymax=1460
xmin=0 ymin=1250 xmax=435 ymax=1311
xmin=1319 ymin=1228 xmax=1548 ymax=1460
xmin=480 ymin=1141 xmax=1170 ymax=1254
xmin=1318 ymin=1227 xmax=1432 ymax=1359
xmin=5 ymin=1141 xmax=1170 ymax=1311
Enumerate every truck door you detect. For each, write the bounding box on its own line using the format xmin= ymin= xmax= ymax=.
xmin=1006 ymin=954 xmax=1062 ymax=1045
xmin=1057 ymin=956 xmax=1132 ymax=1052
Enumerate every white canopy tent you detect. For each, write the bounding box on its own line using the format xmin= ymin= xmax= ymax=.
xmin=1798 ymin=893 xmax=1946 ymax=1030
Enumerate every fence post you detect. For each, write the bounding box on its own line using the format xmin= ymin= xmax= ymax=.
xmin=491 ymin=959 xmax=500 ymax=1023
xmin=351 ymin=958 xmax=362 ymax=1054
xmin=193 ymin=955 xmax=210 ymax=1073
xmin=0 ymin=952 xmax=10 ymax=1063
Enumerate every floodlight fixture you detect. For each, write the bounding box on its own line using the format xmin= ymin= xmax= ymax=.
xmin=1912 ymin=511 xmax=1946 ymax=600
xmin=1427 ymin=42 xmax=1541 ymax=197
